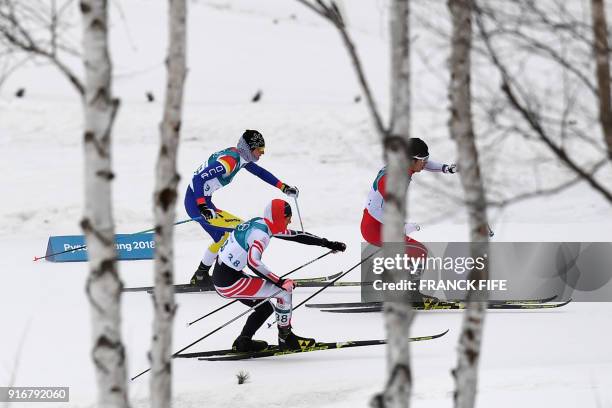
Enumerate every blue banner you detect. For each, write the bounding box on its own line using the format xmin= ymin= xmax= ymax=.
xmin=45 ymin=233 xmax=155 ymax=262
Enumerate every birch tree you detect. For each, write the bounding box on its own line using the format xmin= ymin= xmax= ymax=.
xmin=447 ymin=1 xmax=489 ymax=407
xmin=372 ymin=1 xmax=415 ymax=408
xmin=591 ymin=0 xmax=612 ymax=160
xmin=1 ymin=1 xmax=128 ymax=405
xmin=293 ymin=1 xmax=414 ymax=406
xmin=149 ymin=0 xmax=187 ymax=406
xmin=80 ymin=0 xmax=128 ymax=407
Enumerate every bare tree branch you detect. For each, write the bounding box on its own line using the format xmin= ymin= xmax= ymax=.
xmin=474 ymin=3 xmax=612 ymax=204
xmin=496 ymin=28 xmax=596 ymax=95
xmin=50 ymin=0 xmax=57 ymax=55
xmin=0 ymin=0 xmax=84 ymax=94
xmin=295 ymin=0 xmax=387 ymax=137
xmin=0 ymin=53 xmax=32 ymax=90
xmin=488 ymin=158 xmax=608 ymax=207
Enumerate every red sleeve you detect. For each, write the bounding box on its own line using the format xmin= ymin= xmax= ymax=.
xmin=377 ymin=174 xmax=386 ymax=198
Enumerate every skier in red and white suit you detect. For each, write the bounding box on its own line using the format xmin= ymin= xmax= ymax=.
xmin=361 ymin=138 xmax=457 ymax=258
xmin=213 ymin=198 xmax=346 ymax=352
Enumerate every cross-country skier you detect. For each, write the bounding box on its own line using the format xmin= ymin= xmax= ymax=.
xmin=184 ymin=130 xmax=299 ymax=288
xmin=213 ymin=198 xmax=346 ymax=352
xmin=361 ymin=138 xmax=457 ymax=257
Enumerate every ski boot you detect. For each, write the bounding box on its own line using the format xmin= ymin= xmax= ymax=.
xmin=278 ymin=326 xmax=316 ymax=351
xmin=420 ymin=294 xmax=441 ymax=309
xmin=189 ymin=262 xmax=214 ymax=289
xmin=232 ymin=335 xmax=268 ymax=352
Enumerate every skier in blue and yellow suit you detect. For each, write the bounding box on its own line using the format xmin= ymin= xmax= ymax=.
xmin=184 ymin=129 xmax=299 ymax=287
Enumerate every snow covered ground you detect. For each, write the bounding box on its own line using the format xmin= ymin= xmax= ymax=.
xmin=1 ymin=1 xmax=611 ymax=407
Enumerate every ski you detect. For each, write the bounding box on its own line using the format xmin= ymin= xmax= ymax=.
xmin=151 ymin=277 xmax=359 ymax=293
xmin=294 ymin=280 xmax=370 ymax=288
xmin=122 ymin=271 xmax=345 ymax=293
xmin=306 ymin=295 xmax=558 ymax=309
xmin=319 ymin=299 xmax=572 ymax=313
xmin=182 ymin=329 xmax=449 ymax=361
xmin=296 ymin=271 xmax=344 ymax=283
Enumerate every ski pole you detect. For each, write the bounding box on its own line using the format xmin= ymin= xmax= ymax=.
xmin=266 ymin=247 xmax=382 ymax=328
xmin=487 ymin=223 xmax=495 ymax=237
xmin=33 ymin=216 xmax=203 ymax=262
xmin=186 ymin=249 xmax=335 ymax=327
xmin=293 ymin=196 xmax=304 ymax=232
xmin=130 ymin=287 xmax=283 ymax=381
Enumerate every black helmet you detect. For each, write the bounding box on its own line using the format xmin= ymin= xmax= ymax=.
xmin=408 ymin=138 xmax=429 ymax=160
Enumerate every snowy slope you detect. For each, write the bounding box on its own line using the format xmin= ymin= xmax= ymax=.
xmin=1 ymin=1 xmax=611 ymax=407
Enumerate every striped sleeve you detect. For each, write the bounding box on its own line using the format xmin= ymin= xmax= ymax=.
xmin=376 ymin=174 xmax=386 ymax=197
xmin=217 ymin=154 xmax=238 ymax=174
xmin=246 ymin=235 xmax=279 ymax=283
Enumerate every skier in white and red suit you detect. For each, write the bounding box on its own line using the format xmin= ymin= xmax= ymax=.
xmin=212 ymin=198 xmax=346 ymax=352
xmin=360 ymin=138 xmax=457 ymax=259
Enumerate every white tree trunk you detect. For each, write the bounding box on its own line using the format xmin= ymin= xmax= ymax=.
xmin=80 ymin=1 xmax=127 ymax=407
xmin=377 ymin=142 xmax=412 ymax=408
xmin=373 ymin=1 xmax=413 ymax=407
xmin=150 ymin=0 xmax=187 ymax=406
xmin=389 ymin=0 xmax=410 ymax=137
xmin=590 ymin=0 xmax=612 ymax=160
xmin=447 ymin=1 xmax=489 ymax=407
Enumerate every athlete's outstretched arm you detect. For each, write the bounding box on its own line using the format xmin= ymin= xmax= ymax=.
xmin=425 ymin=160 xmax=457 ymax=174
xmin=424 ymin=160 xmax=444 ymax=172
xmin=243 ymin=162 xmax=284 ymax=188
xmin=274 ymin=230 xmax=346 ymax=252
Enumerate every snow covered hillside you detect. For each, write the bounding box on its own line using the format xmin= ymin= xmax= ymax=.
xmin=0 ymin=1 xmax=611 ymax=407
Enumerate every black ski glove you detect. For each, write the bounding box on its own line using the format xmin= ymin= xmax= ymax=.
xmin=197 ymin=203 xmax=217 ymax=220
xmin=442 ymin=164 xmax=458 ymax=174
xmin=322 ymin=239 xmax=346 ymax=252
xmin=280 ymin=183 xmax=299 ymax=198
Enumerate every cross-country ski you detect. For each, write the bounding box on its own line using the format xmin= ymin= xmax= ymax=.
xmin=188 ymin=329 xmax=449 ymax=361
xmin=318 ymin=299 xmax=573 ymax=313
xmin=122 ymin=271 xmax=345 ymax=293
xmin=305 ymin=295 xmax=559 ymax=309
